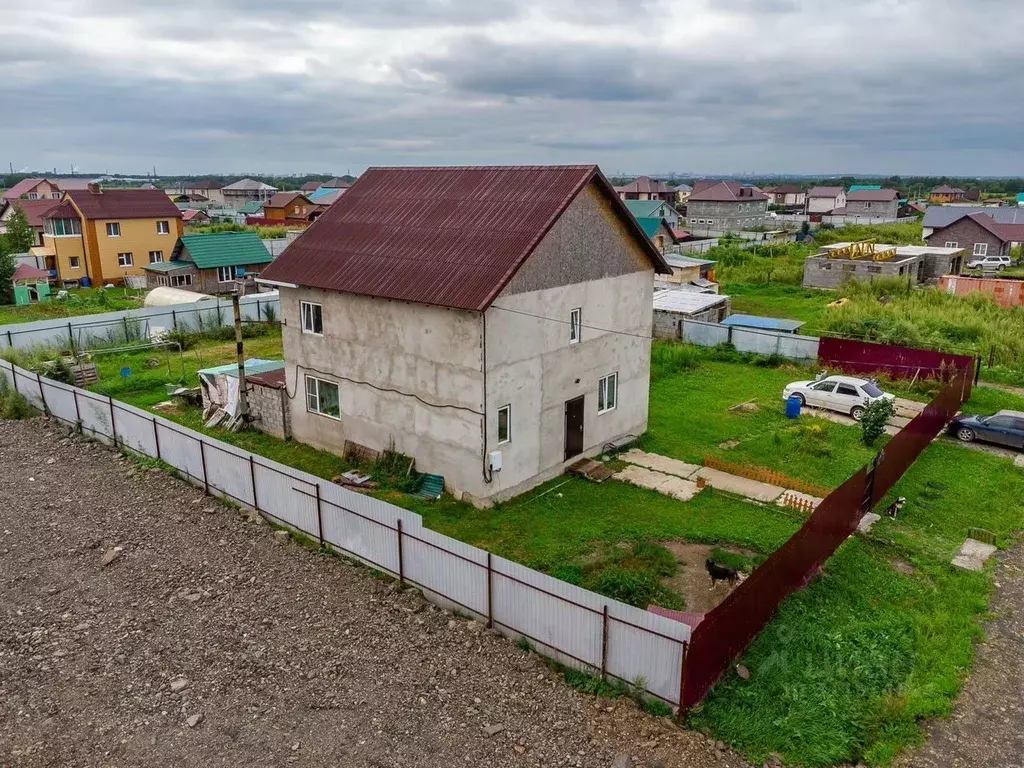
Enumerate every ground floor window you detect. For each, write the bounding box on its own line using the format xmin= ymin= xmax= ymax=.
xmin=598 ymin=372 xmax=618 ymax=414
xmin=217 ymin=265 xmax=237 ymax=283
xmin=305 ymin=375 xmax=340 ymax=418
xmin=497 ymin=404 xmax=511 ymax=444
xmin=117 ymin=252 xmax=133 ymax=267
xmin=973 ymin=242 xmax=988 ymax=256
xmin=69 ymin=257 xmax=80 ymax=269
xmin=171 ymin=273 xmax=193 ymax=287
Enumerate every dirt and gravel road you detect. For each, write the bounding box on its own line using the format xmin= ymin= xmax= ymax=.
xmin=0 ymin=417 xmax=741 ymax=768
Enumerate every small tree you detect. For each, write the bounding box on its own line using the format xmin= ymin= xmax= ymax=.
xmin=861 ymin=398 xmax=895 ymax=446
xmin=5 ymin=207 xmax=35 ymax=254
xmin=0 ymin=235 xmax=15 ymax=305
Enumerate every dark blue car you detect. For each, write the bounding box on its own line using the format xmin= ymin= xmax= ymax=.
xmin=950 ymin=410 xmax=1024 ymax=450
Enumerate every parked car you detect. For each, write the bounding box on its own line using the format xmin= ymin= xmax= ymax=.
xmin=966 ymin=254 xmax=1011 ymax=270
xmin=782 ymin=374 xmax=895 ymax=421
xmin=949 ymin=410 xmax=1024 ymax=449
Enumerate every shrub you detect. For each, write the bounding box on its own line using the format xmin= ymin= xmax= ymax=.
xmin=44 ymin=356 xmax=75 ymax=385
xmin=262 ymin=303 xmax=278 ymax=324
xmin=0 ymin=379 xmax=36 ymax=420
xmin=861 ymin=398 xmax=895 ymax=446
xmin=167 ymin=329 xmax=201 ymax=350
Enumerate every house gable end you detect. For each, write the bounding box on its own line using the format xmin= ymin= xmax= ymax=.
xmin=499 ymin=181 xmax=653 ymax=298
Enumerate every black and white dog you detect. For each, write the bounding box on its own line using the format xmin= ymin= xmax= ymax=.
xmin=883 ymin=497 xmax=906 ymax=519
xmin=706 ymin=558 xmax=740 ymax=589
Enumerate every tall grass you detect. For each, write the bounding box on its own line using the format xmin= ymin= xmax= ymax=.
xmin=712 ymin=242 xmax=816 ymax=286
xmin=814 ymin=221 xmax=924 ymax=246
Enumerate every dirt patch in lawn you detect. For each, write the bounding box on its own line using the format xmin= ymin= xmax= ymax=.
xmin=660 ymin=542 xmax=748 ymax=615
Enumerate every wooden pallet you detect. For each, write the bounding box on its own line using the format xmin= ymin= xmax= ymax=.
xmin=72 ymin=363 xmax=99 ymax=387
xmin=567 ymin=458 xmax=615 ymax=483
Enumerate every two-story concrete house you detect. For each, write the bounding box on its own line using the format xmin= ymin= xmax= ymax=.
xmin=806 ymin=186 xmax=846 ymax=214
xmin=616 ymin=176 xmax=674 ymax=203
xmin=258 ymin=165 xmax=670 ymax=506
xmin=843 ymin=189 xmax=900 ymax=219
xmin=762 ymin=184 xmax=806 ymax=208
xmin=39 ymin=186 xmax=183 ymax=285
xmin=685 ymin=182 xmax=768 ymax=231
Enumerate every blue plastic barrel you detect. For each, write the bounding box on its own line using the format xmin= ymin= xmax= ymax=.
xmin=81 ymin=276 xmax=92 ymax=288
xmin=786 ymin=394 xmax=802 ymax=419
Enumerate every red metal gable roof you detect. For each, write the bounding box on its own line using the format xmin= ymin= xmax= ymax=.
xmin=688 ymin=181 xmax=767 ymax=203
xmin=259 ymin=165 xmax=669 ymax=311
xmin=847 ymin=189 xmax=899 ymax=202
xmin=9 ymin=198 xmax=61 ymax=227
xmin=65 ymin=188 xmax=183 ymax=220
xmin=3 ymin=178 xmax=45 ymax=201
xmin=618 ymin=176 xmax=671 ymax=195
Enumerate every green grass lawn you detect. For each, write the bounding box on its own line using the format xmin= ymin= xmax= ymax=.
xmin=0 ymin=288 xmax=144 ymax=325
xmin=647 ymin=349 xmax=879 ymax=488
xmin=721 ymin=282 xmax=835 ymax=329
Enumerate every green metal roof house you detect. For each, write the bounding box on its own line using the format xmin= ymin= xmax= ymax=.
xmin=623 ymin=198 xmax=679 ymax=227
xmin=238 ymin=200 xmax=265 ymax=215
xmin=634 ymin=217 xmax=678 ymax=251
xmin=142 ymin=231 xmax=273 ymax=295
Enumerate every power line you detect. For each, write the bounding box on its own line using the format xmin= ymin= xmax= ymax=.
xmin=489 ymin=304 xmax=655 ymax=342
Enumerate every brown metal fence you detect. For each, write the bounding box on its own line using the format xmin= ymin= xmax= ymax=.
xmin=680 ymin=364 xmax=974 ymax=711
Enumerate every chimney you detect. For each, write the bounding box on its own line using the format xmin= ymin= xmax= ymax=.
xmin=87 ymin=182 xmax=101 ymax=194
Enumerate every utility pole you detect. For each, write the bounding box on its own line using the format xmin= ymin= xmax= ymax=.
xmin=232 ymin=290 xmax=250 ymax=424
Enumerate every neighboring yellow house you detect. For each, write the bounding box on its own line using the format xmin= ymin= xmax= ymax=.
xmin=39 ymin=185 xmax=184 ymax=285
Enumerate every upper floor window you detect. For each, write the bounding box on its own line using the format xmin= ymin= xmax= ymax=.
xmin=117 ymin=252 xmax=133 ymax=267
xmin=301 ymin=301 xmax=323 ymax=334
xmin=156 ymin=220 xmax=170 ymax=235
xmin=45 ymin=217 xmax=81 ymax=237
xmin=69 ymin=257 xmax=81 ymax=269
xmin=106 ymin=222 xmax=121 ymax=237
xmin=974 ymin=243 xmax=988 ymax=256
xmin=149 ymin=251 xmax=163 ymax=264
xmin=569 ymin=308 xmax=581 ymax=344
xmin=217 ymin=265 xmax=237 ymax=283
xmin=598 ymin=372 xmax=618 ymax=414
xmin=27 ymin=193 xmax=39 ymax=200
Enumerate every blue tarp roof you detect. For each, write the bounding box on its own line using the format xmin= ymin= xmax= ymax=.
xmin=719 ymin=314 xmax=805 ymax=332
xmin=198 ymin=359 xmax=285 ymax=378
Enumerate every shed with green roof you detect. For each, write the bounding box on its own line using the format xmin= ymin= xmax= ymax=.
xmin=143 ymin=231 xmax=273 ymax=295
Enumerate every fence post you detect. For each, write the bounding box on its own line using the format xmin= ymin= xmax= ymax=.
xmin=256 ymin=298 xmax=262 ymax=322
xmin=314 ymin=482 xmax=324 ymax=546
xmin=122 ymin=316 xmax=130 ymax=342
xmin=172 ymin=309 xmax=177 ymax=330
xmin=35 ymin=372 xmax=48 ymax=416
xmin=5 ymin=329 xmax=11 ymax=348
xmin=396 ymin=519 xmax=405 ymax=587
xmin=68 ymin=322 xmax=75 ymax=353
xmin=108 ymin=397 xmax=117 ymax=446
xmin=600 ymin=605 xmax=609 ymax=680
xmin=72 ymin=388 xmax=81 ymax=431
xmin=486 ymin=552 xmax=494 ymax=629
xmin=676 ymin=641 xmax=688 ymax=723
xmin=249 ymin=455 xmax=259 ymax=510
xmin=199 ymin=439 xmax=209 ymax=494
xmin=152 ymin=417 xmax=161 ymax=460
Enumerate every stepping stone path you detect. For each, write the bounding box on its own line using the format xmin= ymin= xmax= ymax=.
xmin=857 ymin=512 xmax=881 ymax=534
xmin=952 ymin=538 xmax=997 ymax=572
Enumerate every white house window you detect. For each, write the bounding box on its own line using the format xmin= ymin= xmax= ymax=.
xmin=217 ymin=265 xmax=237 ymax=283
xmin=171 ymin=273 xmax=193 ymax=287
xmin=117 ymin=252 xmax=133 ymax=267
xmin=69 ymin=257 xmax=80 ymax=269
xmin=157 ymin=276 xmax=169 ymax=287
xmin=149 ymin=250 xmax=163 ymax=264
xmin=106 ymin=222 xmax=121 ymax=237
xmin=45 ymin=217 xmax=81 ymax=236
xmin=301 ymin=301 xmax=323 ymax=335
xmin=598 ymin=372 xmax=618 ymax=414
xmin=305 ymin=375 xmax=340 ymax=418
xmin=497 ymin=404 xmax=511 ymax=444
xmin=156 ymin=220 xmax=170 ymax=235
xmin=973 ymin=243 xmax=988 ymax=256
xmin=569 ymin=307 xmax=581 ymax=344
xmin=27 ymin=193 xmax=39 ymax=200
xmin=944 ymin=241 xmax=958 ymax=248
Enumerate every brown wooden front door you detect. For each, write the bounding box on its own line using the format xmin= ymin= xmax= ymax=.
xmin=564 ymin=395 xmax=585 ymax=461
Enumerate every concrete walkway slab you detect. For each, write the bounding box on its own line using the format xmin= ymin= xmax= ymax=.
xmin=619 ymin=449 xmax=700 ymax=479
xmin=857 ymin=512 xmax=881 ymax=534
xmin=694 ymin=467 xmax=786 ymax=503
xmin=613 ymin=465 xmax=700 ymax=502
xmin=658 ymin=475 xmax=700 ymax=502
xmin=777 ymin=490 xmax=824 ymax=511
xmin=952 ymin=538 xmax=998 ymax=572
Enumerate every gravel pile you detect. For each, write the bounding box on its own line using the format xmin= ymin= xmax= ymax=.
xmin=0 ymin=417 xmax=744 ymax=768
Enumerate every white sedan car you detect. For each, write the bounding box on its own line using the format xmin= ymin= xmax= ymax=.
xmin=782 ymin=375 xmax=895 ymax=421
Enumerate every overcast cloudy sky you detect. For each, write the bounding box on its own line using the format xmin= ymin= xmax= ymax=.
xmin=4 ymin=0 xmax=1023 ymax=177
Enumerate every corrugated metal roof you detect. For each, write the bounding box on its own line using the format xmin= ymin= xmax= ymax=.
xmin=238 ymin=200 xmax=264 ymax=214
xmin=663 ymin=253 xmax=715 ymax=269
xmin=807 ymin=186 xmax=845 ymax=197
xmin=923 ymin=206 xmax=1024 ymax=229
xmin=688 ymin=181 xmax=768 ymax=203
xmin=142 ymin=260 xmax=193 ymax=273
xmin=846 ymin=189 xmax=898 ymax=202
xmin=178 ymin=231 xmax=273 ymax=269
xmin=266 ymin=192 xmax=311 ymax=209
xmin=618 ymin=176 xmax=671 ymax=195
xmin=623 ymin=199 xmax=666 ymax=218
xmin=635 ymin=216 xmax=674 ymax=240
xmin=65 ymin=189 xmax=183 ymax=221
xmin=720 ymin=314 xmax=804 ymax=331
xmin=223 ymin=178 xmax=277 ymax=191
xmin=198 ymin=359 xmax=284 ymax=378
xmin=849 ymin=184 xmax=882 ymax=192
xmin=258 ymin=165 xmax=671 ymax=312
xmin=7 ymin=198 xmax=61 ymax=227
xmin=653 ymin=290 xmax=728 ymax=315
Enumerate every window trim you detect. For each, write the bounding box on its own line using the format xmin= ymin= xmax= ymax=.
xmin=569 ymin=307 xmax=581 ymax=344
xmin=304 ymin=375 xmax=341 ymax=419
xmin=496 ymin=404 xmax=511 ymax=445
xmin=69 ymin=256 xmax=81 ymax=269
xmin=117 ymin=252 xmax=134 ymax=267
xmin=149 ymin=250 xmax=164 ymax=264
xmin=300 ymin=300 xmax=324 ymax=336
xmin=944 ymin=241 xmax=958 ymax=248
xmin=156 ymin=220 xmax=170 ymax=235
xmin=217 ymin=265 xmax=237 ymax=283
xmin=171 ymin=273 xmax=193 ymax=287
xmin=973 ymin=242 xmax=988 ymax=257
xmin=597 ymin=372 xmax=618 ymax=414
xmin=106 ymin=222 xmax=121 ymax=237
